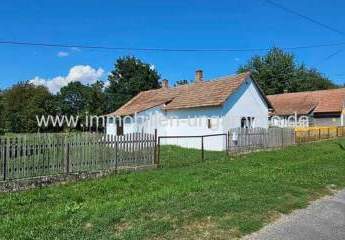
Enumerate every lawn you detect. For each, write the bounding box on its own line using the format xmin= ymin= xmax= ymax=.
xmin=159 ymin=145 xmax=229 ymax=168
xmin=1 ymin=139 xmax=345 ymax=240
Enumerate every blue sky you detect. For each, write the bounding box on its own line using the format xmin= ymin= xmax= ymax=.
xmin=0 ymin=0 xmax=345 ymax=91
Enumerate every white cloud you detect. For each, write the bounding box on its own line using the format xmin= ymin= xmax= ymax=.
xmin=57 ymin=51 xmax=69 ymax=57
xmin=30 ymin=65 xmax=105 ymax=93
xmin=70 ymin=47 xmax=81 ymax=52
xmin=149 ymin=64 xmax=155 ymax=70
xmin=104 ymin=80 xmax=110 ymax=88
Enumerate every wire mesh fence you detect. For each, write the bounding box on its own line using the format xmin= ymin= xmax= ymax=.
xmin=157 ymin=128 xmax=297 ymax=167
xmin=158 ymin=133 xmax=228 ymax=168
xmin=203 ymin=134 xmax=229 ymax=162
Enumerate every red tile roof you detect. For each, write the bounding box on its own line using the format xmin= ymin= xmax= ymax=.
xmin=268 ymin=88 xmax=345 ymax=116
xmin=109 ymin=72 xmax=258 ymax=116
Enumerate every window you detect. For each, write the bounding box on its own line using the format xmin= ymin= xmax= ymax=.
xmin=241 ymin=117 xmax=255 ymax=128
xmin=108 ymin=117 xmax=114 ymax=124
xmin=116 ymin=119 xmax=124 ymax=135
xmin=248 ymin=117 xmax=255 ymax=128
xmin=207 ymin=119 xmax=212 ymax=129
xmin=241 ymin=117 xmax=247 ymax=128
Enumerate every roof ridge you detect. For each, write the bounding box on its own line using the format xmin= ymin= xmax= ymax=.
xmin=207 ymin=71 xmax=250 ymax=82
xmin=143 ymin=71 xmax=251 ymax=93
xmin=108 ymin=71 xmax=253 ymax=116
xmin=268 ymin=87 xmax=345 ymax=97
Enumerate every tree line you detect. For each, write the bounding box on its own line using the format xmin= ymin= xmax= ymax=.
xmin=0 ymin=56 xmax=161 ymax=133
xmin=0 ymin=48 xmax=339 ymax=134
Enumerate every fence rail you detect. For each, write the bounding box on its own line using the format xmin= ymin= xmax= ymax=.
xmin=157 ymin=128 xmax=297 ymax=166
xmin=0 ymin=132 xmax=157 ymax=181
xmin=295 ymin=126 xmax=345 ymax=143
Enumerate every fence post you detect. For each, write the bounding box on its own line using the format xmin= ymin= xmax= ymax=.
xmin=3 ymin=138 xmax=7 ymax=181
xmin=318 ymin=128 xmax=321 ymax=141
xmin=154 ymin=129 xmax=160 ymax=166
xmin=115 ymin=136 xmax=118 ymax=171
xmin=64 ymin=138 xmax=70 ymax=174
xmin=225 ymin=131 xmax=229 ymax=154
xmin=201 ymin=136 xmax=204 ymax=162
xmin=328 ymin=127 xmax=330 ymax=139
xmin=281 ymin=128 xmax=284 ymax=148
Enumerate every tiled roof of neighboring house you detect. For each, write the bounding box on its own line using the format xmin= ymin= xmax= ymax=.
xmin=109 ymin=71 xmax=268 ymax=116
xmin=268 ymin=88 xmax=345 ymax=116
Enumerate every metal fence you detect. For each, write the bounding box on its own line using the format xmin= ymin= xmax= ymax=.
xmin=0 ymin=132 xmax=157 ymax=181
xmin=157 ymin=128 xmax=297 ymax=166
xmin=157 ymin=133 xmax=228 ymax=168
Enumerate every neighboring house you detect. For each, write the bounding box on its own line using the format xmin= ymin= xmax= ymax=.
xmin=106 ymin=70 xmax=271 ymax=150
xmin=268 ymin=88 xmax=345 ymax=127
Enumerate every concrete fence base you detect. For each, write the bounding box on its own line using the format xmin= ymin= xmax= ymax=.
xmin=0 ymin=164 xmax=156 ymax=193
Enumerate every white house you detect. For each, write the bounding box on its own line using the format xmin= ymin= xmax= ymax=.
xmin=106 ymin=70 xmax=272 ymax=150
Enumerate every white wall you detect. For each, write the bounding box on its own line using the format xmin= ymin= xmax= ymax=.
xmin=222 ymin=77 xmax=269 ymax=130
xmin=106 ymin=106 xmax=166 ymax=136
xmin=163 ymin=106 xmax=225 ymax=150
xmin=106 ymin=77 xmax=269 ymax=151
xmin=106 ymin=120 xmax=117 ymax=135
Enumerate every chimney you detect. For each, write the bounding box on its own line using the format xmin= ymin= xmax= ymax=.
xmin=195 ymin=69 xmax=203 ymax=82
xmin=162 ymin=79 xmax=169 ymax=88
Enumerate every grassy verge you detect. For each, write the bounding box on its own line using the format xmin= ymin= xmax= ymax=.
xmin=160 ymin=145 xmax=229 ymax=168
xmin=1 ymin=139 xmax=345 ymax=239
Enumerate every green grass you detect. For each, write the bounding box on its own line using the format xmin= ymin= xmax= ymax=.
xmin=160 ymin=145 xmax=229 ymax=168
xmin=1 ymin=139 xmax=345 ymax=239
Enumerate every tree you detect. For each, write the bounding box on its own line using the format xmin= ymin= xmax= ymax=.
xmin=58 ymin=81 xmax=90 ymax=117
xmin=291 ymin=65 xmax=337 ymax=92
xmin=106 ymin=56 xmax=160 ymax=111
xmin=2 ymin=82 xmax=53 ymax=133
xmin=88 ymin=81 xmax=107 ymax=116
xmin=238 ymin=48 xmax=337 ymax=95
xmin=57 ymin=81 xmax=107 ymax=131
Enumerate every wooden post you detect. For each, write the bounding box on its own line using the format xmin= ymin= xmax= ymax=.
xmin=318 ymin=128 xmax=321 ymax=141
xmin=64 ymin=138 xmax=70 ymax=174
xmin=201 ymin=136 xmax=204 ymax=162
xmin=154 ymin=129 xmax=160 ymax=166
xmin=3 ymin=138 xmax=7 ymax=181
xmin=281 ymin=128 xmax=284 ymax=148
xmin=328 ymin=127 xmax=330 ymax=139
xmin=225 ymin=131 xmax=229 ymax=154
xmin=115 ymin=136 xmax=118 ymax=170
